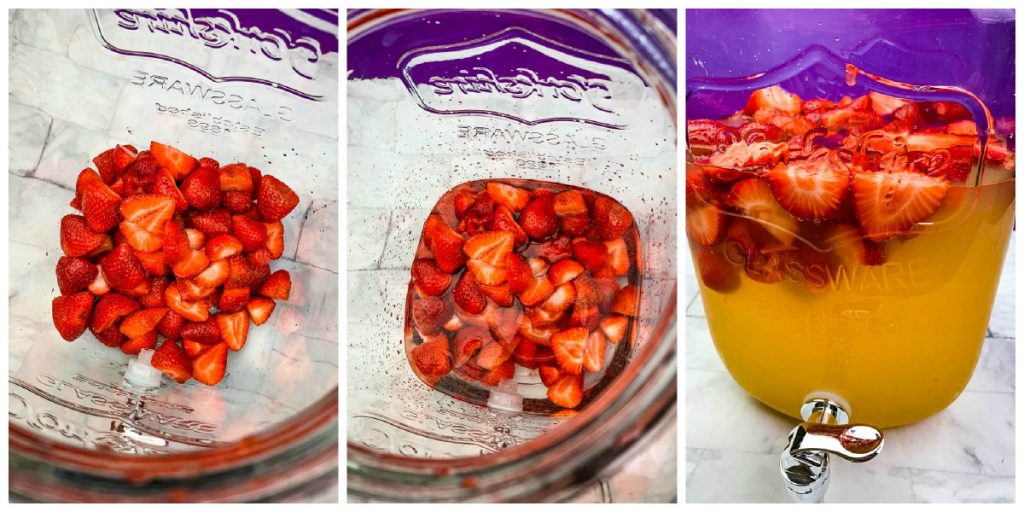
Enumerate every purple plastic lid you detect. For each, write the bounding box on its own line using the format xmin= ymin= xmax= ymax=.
xmin=686 ymin=9 xmax=1014 ymax=118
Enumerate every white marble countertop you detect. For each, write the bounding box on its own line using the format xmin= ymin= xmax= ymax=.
xmin=684 ymin=238 xmax=1015 ymax=503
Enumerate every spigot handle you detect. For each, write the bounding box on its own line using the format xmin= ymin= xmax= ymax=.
xmin=779 ymin=399 xmax=884 ymax=503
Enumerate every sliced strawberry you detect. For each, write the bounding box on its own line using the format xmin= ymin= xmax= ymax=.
xmin=694 ymin=243 xmax=741 ymax=293
xmin=826 ymin=223 xmax=885 ymax=266
xmin=547 ymin=373 xmax=583 ymax=408
xmin=540 ymin=283 xmax=576 ymax=315
xmin=534 ymin=236 xmax=572 ymax=263
xmin=264 ymin=221 xmax=285 ymax=259
xmin=476 ymin=339 xmax=515 ymax=370
xmin=90 ymin=292 xmax=140 ymax=333
xmin=479 ymin=283 xmax=514 ymax=307
xmin=189 ymin=209 xmax=232 ymax=237
xmin=218 ymin=287 xmax=251 ymax=313
xmin=162 ymin=220 xmax=190 ymax=265
xmin=76 ymin=169 xmax=123 ymax=233
xmin=120 ymin=330 xmax=158 ymax=355
xmin=182 ymin=338 xmax=207 ymax=358
xmin=510 ymin=337 xmax=542 ymax=369
xmin=548 ymin=259 xmax=584 ymax=286
xmin=119 ymin=307 xmax=167 ymax=339
xmin=51 ymin=291 xmax=95 ymax=341
xmin=571 ymin=239 xmax=608 ymax=273
xmin=424 ymin=214 xmax=467 ymax=273
xmin=708 ymin=140 xmax=789 ymax=169
xmin=257 ymin=175 xmax=300 ymax=221
xmin=411 ymin=258 xmax=451 ymax=297
xmin=453 ymin=188 xmax=478 ymax=219
xmin=119 ymin=194 xmax=175 ymax=234
xmin=120 ymin=221 xmax=163 ymax=253
xmin=258 ymin=269 xmax=291 ymax=300
xmin=466 ymin=259 xmax=507 ymax=286
xmin=231 ymin=215 xmax=268 ymax=253
xmin=411 ymin=336 xmax=451 ymax=383
xmin=452 ymin=327 xmax=488 ymax=368
xmin=610 ymin=284 xmax=638 ymax=317
xmin=519 ymin=314 xmax=557 ymax=345
xmin=223 ymin=190 xmax=253 ymax=213
xmin=486 ymin=182 xmax=530 ymax=212
xmin=687 ymin=201 xmax=726 ymax=246
xmin=479 ymin=359 xmax=515 ymax=386
xmin=766 ymin=159 xmax=850 ymax=221
xmin=551 ymin=327 xmax=587 ymax=375
xmin=412 ymin=296 xmax=453 ymax=336
xmin=519 ymin=276 xmax=555 ymax=307
xmin=519 ymin=195 xmax=558 ymax=240
xmin=599 ymin=315 xmax=628 ymax=344
xmin=245 ymin=249 xmax=272 ymax=283
xmin=172 ymin=249 xmax=209 ymax=278
xmin=88 ymin=269 xmax=110 ymax=296
xmin=852 ymin=171 xmax=950 ymax=242
xmin=553 ymin=190 xmax=588 ymax=217
xmin=491 ymin=205 xmax=528 ymax=248
xmin=744 ymin=85 xmax=802 ymax=116
xmin=688 ymin=119 xmax=741 ymax=155
xmin=205 ymin=234 xmax=243 ymax=260
xmin=150 ymin=170 xmax=188 ymax=213
xmin=583 ymin=329 xmax=607 ymax=372
xmin=56 ymin=256 xmax=99 ymax=294
xmin=569 ymin=274 xmax=601 ymax=329
xmin=91 ymin=325 xmax=125 ymax=347
xmin=246 ymin=296 xmax=275 ymax=325
xmin=181 ymin=165 xmax=222 ymax=211
xmin=180 ymin=318 xmax=220 ymax=344
xmin=218 ymin=163 xmax=255 ymax=192
xmin=132 ymin=249 xmax=167 ymax=276
xmin=110 ymin=144 xmax=138 ymax=175
xmin=592 ymin=196 xmax=634 ymax=241
xmin=725 ymin=178 xmax=798 ymax=245
xmin=463 ymin=231 xmax=514 ymax=267
xmin=504 ymin=252 xmax=535 ymax=294
xmin=453 ymin=270 xmax=487 ymax=314
xmin=224 ymin=254 xmax=253 ymax=288
xmin=192 ymin=342 xmax=228 ymax=386
xmin=150 ymin=141 xmax=197 ymax=180
xmin=604 ymin=239 xmax=630 ymax=276
xmin=151 ymin=340 xmax=192 ymax=383
xmin=176 ymin=278 xmax=213 ymax=302
xmin=139 ymin=276 xmax=169 ymax=308
xmin=101 ymin=244 xmax=147 ymax=290
xmin=163 ymin=282 xmax=210 ymax=322
xmin=60 ymin=214 xmax=108 ymax=257
xmin=216 ymin=310 xmax=250 ymax=351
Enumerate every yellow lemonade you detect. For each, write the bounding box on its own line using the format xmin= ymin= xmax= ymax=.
xmin=693 ymin=171 xmax=1014 ymax=428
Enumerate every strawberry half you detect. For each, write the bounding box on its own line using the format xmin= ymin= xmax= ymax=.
xmin=258 ymin=269 xmax=292 ymax=300
xmin=76 ymin=169 xmax=122 ymax=233
xmin=551 ymin=327 xmax=587 ymax=375
xmin=246 ymin=296 xmax=276 ymax=325
xmin=181 ymin=165 xmax=222 ymax=211
xmin=546 ymin=373 xmax=583 ymax=409
xmin=766 ymin=159 xmax=850 ymax=221
xmin=120 ymin=330 xmax=158 ymax=355
xmin=548 ymin=259 xmax=584 ymax=286
xmin=192 ymin=342 xmax=228 ymax=386
xmin=151 ymin=340 xmax=192 ymax=383
xmin=453 ymin=270 xmax=487 ymax=315
xmin=150 ymin=141 xmax=197 ymax=180
xmin=583 ymin=330 xmax=607 ymax=372
xmin=413 ymin=297 xmax=453 ymax=337
xmin=257 ymin=175 xmax=300 ymax=221
xmin=56 ymin=256 xmax=99 ymax=294
xmin=686 ymin=202 xmax=726 ymax=247
xmin=216 ymin=310 xmax=250 ymax=351
xmin=463 ymin=231 xmax=514 ymax=267
xmin=491 ymin=205 xmax=528 ymax=248
xmin=219 ymin=163 xmax=255 ymax=192
xmin=120 ymin=194 xmax=175 ymax=235
xmin=411 ymin=258 xmax=451 ymax=297
xmin=119 ymin=307 xmax=167 ymax=339
xmin=852 ymin=171 xmax=950 ymax=242
xmin=599 ymin=315 xmax=628 ymax=345
xmin=101 ymin=244 xmax=147 ymax=290
xmin=518 ymin=195 xmax=558 ymax=240
xmin=725 ymin=178 xmax=798 ymax=245
xmin=486 ymin=182 xmax=530 ymax=212
xmin=592 ymin=196 xmax=634 ymax=241
xmin=52 ymin=291 xmax=95 ymax=341
xmin=424 ymin=214 xmax=466 ymax=273
xmin=60 ymin=214 xmax=109 ymax=257
xmin=205 ymin=234 xmax=243 ymax=260
xmin=181 ymin=318 xmax=221 ymax=344
xmin=411 ymin=336 xmax=452 ymax=383
xmin=826 ymin=223 xmax=885 ymax=266
xmin=163 ymin=282 xmax=210 ymax=322
xmin=91 ymin=292 xmax=141 ymax=333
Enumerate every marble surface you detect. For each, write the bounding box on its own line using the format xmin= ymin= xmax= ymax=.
xmin=684 ymin=238 xmax=1016 ymax=503
xmin=8 ymin=9 xmax=338 ymax=500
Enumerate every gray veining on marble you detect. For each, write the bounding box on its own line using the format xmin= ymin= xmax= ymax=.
xmin=684 ymin=237 xmax=1017 ymax=503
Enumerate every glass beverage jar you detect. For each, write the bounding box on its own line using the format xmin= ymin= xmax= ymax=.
xmin=346 ymin=9 xmax=677 ymax=502
xmin=9 ymin=9 xmax=339 ymax=501
xmin=685 ymin=9 xmax=1014 ymax=502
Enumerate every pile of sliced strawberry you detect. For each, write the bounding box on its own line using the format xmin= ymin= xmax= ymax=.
xmin=686 ymin=85 xmax=1013 ymax=292
xmin=408 ymin=180 xmax=638 ymax=410
xmin=51 ymin=142 xmax=300 ymax=386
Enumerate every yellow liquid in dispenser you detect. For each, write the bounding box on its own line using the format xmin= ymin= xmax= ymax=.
xmin=694 ymin=174 xmax=1014 ymax=428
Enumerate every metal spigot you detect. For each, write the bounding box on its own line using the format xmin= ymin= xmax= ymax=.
xmin=780 ymin=399 xmax=884 ymax=502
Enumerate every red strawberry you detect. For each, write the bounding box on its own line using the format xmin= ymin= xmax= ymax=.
xmin=219 ymin=163 xmax=255 ymax=192
xmin=551 ymin=327 xmax=587 ymax=375
xmin=583 ymin=330 xmax=607 ymax=372
xmin=486 ymin=182 xmax=531 ymax=212
xmin=216 ymin=310 xmax=250 ymax=351
xmin=453 ymin=270 xmax=487 ymax=314
xmin=453 ymin=188 xmax=478 ymax=219
xmin=512 ymin=338 xmax=548 ymax=369
xmin=518 ymin=195 xmax=558 ymax=240
xmin=424 ymin=214 xmax=466 ymax=273
xmin=411 ymin=336 xmax=451 ymax=382
xmin=463 ymin=231 xmax=513 ymax=267
xmin=119 ymin=222 xmax=162 ymax=253
xmin=479 ymin=283 xmax=514 ymax=307
xmin=604 ymin=239 xmax=630 ymax=276
xmin=76 ymin=169 xmax=122 ymax=233
xmin=245 ymin=249 xmax=272 ymax=283
xmin=246 ymin=296 xmax=275 ymax=325
xmin=766 ymin=160 xmax=850 ymax=221
xmin=181 ymin=165 xmax=222 ymax=211
xmin=258 ymin=269 xmax=291 ymax=300
xmin=560 ymin=213 xmax=591 ymax=236
xmin=118 ymin=195 xmax=172 ymax=235
xmin=162 ymin=220 xmax=190 ymax=265
xmin=52 ymin=291 xmax=95 ymax=341
xmin=540 ymin=283 xmax=576 ymax=315
xmin=548 ymin=259 xmax=584 ymax=286
xmin=225 ymin=254 xmax=253 ymax=288
xmin=91 ymin=325 xmax=125 ymax=347
xmin=592 ymin=196 xmax=634 ymax=241
xmin=150 ymin=141 xmax=196 ymax=180
xmin=547 ymin=373 xmax=583 ymax=408
xmin=461 ymin=192 xmax=496 ymax=235
xmin=151 ymin=340 xmax=192 ymax=383
xmin=610 ymin=284 xmax=638 ymax=316
xmin=725 ymin=178 xmax=798 ymax=245
xmin=101 ymin=244 xmax=146 ymax=290
xmin=218 ymin=287 xmax=251 ymax=313
xmin=60 ymin=215 xmax=109 ymax=257
xmin=177 ymin=278 xmax=214 ymax=302
xmin=411 ymin=259 xmax=451 ymax=297
xmin=231 ymin=215 xmax=268 ymax=252
xmin=826 ymin=223 xmax=885 ymax=266
xmin=852 ymin=171 xmax=950 ymax=242
xmin=264 ymin=221 xmax=285 ymax=259
xmin=479 ymin=359 xmax=515 ymax=386
xmin=120 ymin=330 xmax=158 ymax=355
xmin=181 ymin=318 xmax=220 ymax=344
xmin=139 ymin=276 xmax=169 ymax=308
xmin=571 ymin=239 xmax=608 ymax=273
xmin=744 ymin=85 xmax=802 ymax=116
xmin=569 ymin=275 xmax=601 ymax=329
xmin=491 ymin=205 xmax=528 ymax=248
xmin=119 ymin=307 xmax=167 ymax=339
xmin=111 ymin=144 xmax=138 ymax=175
xmin=222 ymin=190 xmax=253 ymax=213
xmin=504 ymin=252 xmax=534 ymax=294
xmin=519 ymin=276 xmax=555 ymax=307
xmin=256 ymin=175 xmax=300 ymax=221
xmin=150 ymin=170 xmax=187 ymax=213
xmin=163 ymin=283 xmax=210 ymax=322
xmin=694 ymin=243 xmax=741 ymax=293
xmin=92 ymin=148 xmax=118 ymax=184
xmin=91 ymin=292 xmax=141 ymax=333
xmin=687 ymin=202 xmax=726 ymax=246
xmin=553 ymin=190 xmax=588 ymax=217
xmin=534 ymin=236 xmax=572 ymax=263
xmin=182 ymin=338 xmax=206 ymax=358
xmin=599 ymin=315 xmax=628 ymax=344
xmin=466 ymin=259 xmax=507 ymax=286
xmin=171 ymin=249 xmax=209 ymax=279
xmin=476 ymin=339 xmax=515 ymax=370
xmin=189 ymin=209 xmax=232 ymax=237
xmin=453 ymin=327 xmax=490 ymax=368
xmin=412 ymin=296 xmax=453 ymax=336
xmin=205 ymin=233 xmax=243 ymax=261
xmin=192 ymin=342 xmax=228 ymax=385
xmin=132 ymin=249 xmax=167 ymax=277
xmin=56 ymin=257 xmax=98 ymax=294
xmin=88 ymin=269 xmax=110 ymax=296
xmin=539 ymin=364 xmax=562 ymax=387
